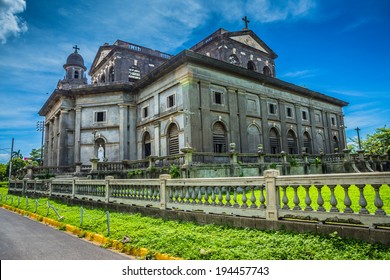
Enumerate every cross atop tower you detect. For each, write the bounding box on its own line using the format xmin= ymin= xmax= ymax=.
xmin=73 ymin=45 xmax=80 ymax=53
xmin=242 ymin=16 xmax=250 ymax=30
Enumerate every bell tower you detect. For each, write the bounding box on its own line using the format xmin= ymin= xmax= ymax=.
xmin=58 ymin=45 xmax=87 ymax=89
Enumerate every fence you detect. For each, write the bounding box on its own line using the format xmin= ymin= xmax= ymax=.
xmin=8 ymin=171 xmax=390 ymax=229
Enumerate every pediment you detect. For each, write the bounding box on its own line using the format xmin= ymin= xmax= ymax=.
xmin=229 ymin=35 xmax=269 ymax=53
xmin=96 ymin=50 xmax=111 ymax=66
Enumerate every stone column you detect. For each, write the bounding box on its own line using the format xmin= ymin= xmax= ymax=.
xmin=118 ymin=104 xmax=129 ymax=160
xmin=199 ymin=80 xmax=211 ymax=152
xmin=153 ymin=121 xmax=161 ymax=156
xmin=294 ymin=104 xmax=304 ymax=154
xmin=279 ymin=101 xmax=287 ymax=152
xmin=227 ymin=87 xmax=240 ymax=149
xmin=259 ymin=97 xmax=270 ymax=153
xmin=128 ymin=104 xmax=137 ymax=160
xmin=322 ymin=111 xmax=331 ymax=153
xmin=74 ymin=107 xmax=81 ymax=163
xmin=58 ymin=109 xmax=69 ymax=166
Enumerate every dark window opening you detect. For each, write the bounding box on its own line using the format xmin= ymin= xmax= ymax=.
xmin=95 ymin=111 xmax=106 ymax=122
xmin=74 ymin=70 xmax=79 ymax=79
xmin=287 ymin=107 xmax=292 ymax=117
xmin=214 ymin=91 xmax=222 ymax=104
xmin=167 ymin=95 xmax=175 ymax=108
xmin=302 ymin=111 xmax=308 ymax=120
xmin=143 ymin=107 xmax=148 ymax=118
xmin=269 ymin=103 xmax=276 ymax=114
xmin=247 ymin=60 xmax=256 ymax=70
xmin=263 ymin=66 xmax=271 ymax=76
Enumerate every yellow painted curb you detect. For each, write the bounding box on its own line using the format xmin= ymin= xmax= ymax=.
xmin=1 ymin=203 xmax=182 ymax=260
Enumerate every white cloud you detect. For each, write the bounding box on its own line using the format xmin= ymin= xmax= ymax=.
xmin=0 ymin=0 xmax=28 ymax=44
xmin=246 ymin=0 xmax=316 ymax=23
xmin=281 ymin=69 xmax=318 ymax=78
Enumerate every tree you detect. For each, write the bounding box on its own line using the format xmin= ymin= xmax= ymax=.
xmin=0 ymin=163 xmax=6 ymax=181
xmin=12 ymin=149 xmax=23 ymax=159
xmin=29 ymin=148 xmax=42 ymax=164
xmin=6 ymin=158 xmax=26 ymax=179
xmin=362 ymin=126 xmax=390 ymax=155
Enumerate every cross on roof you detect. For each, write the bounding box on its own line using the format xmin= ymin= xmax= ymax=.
xmin=242 ymin=16 xmax=250 ymax=29
xmin=73 ymin=45 xmax=80 ymax=53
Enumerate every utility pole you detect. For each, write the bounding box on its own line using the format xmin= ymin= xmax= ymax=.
xmin=355 ymin=127 xmax=362 ymax=150
xmin=36 ymin=121 xmax=45 ymax=165
xmin=8 ymin=138 xmax=14 ymax=180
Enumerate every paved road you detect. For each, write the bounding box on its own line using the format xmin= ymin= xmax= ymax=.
xmin=0 ymin=208 xmax=132 ymax=260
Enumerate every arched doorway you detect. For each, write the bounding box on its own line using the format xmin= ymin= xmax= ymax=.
xmin=247 ymin=124 xmax=261 ymax=153
xmin=287 ymin=130 xmax=298 ymax=154
xmin=213 ymin=122 xmax=227 ymax=153
xmin=109 ymin=66 xmax=115 ymax=82
xmin=143 ymin=132 xmax=151 ymax=158
xmin=303 ymin=131 xmax=312 ymax=154
xmin=263 ymin=66 xmax=271 ymax=76
xmin=167 ymin=123 xmax=179 ymax=155
xmin=332 ymin=136 xmax=339 ymax=153
xmin=269 ymin=127 xmax=281 ymax=154
xmin=247 ymin=60 xmax=256 ymax=70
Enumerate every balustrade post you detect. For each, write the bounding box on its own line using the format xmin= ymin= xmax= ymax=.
xmin=22 ymin=178 xmax=28 ymax=196
xmin=159 ymin=174 xmax=171 ymax=209
xmin=90 ymin=158 xmax=99 ymax=171
xmin=48 ymin=178 xmax=53 ymax=197
xmin=25 ymin=165 xmax=33 ymax=179
xmin=75 ymin=162 xmax=82 ymax=175
xmin=264 ymin=169 xmax=280 ymax=220
xmin=72 ymin=177 xmax=77 ymax=199
xmin=180 ymin=147 xmax=193 ymax=178
xmin=105 ymin=176 xmax=114 ymax=203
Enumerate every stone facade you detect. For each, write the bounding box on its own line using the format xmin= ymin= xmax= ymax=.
xmin=39 ymin=27 xmax=348 ymax=167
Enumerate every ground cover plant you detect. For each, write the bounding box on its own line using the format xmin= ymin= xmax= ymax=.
xmin=1 ymin=185 xmax=390 ymax=260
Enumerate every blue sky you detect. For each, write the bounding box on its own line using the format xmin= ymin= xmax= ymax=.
xmin=0 ymin=0 xmax=389 ymax=163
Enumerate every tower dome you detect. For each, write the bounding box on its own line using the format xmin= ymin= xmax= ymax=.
xmin=63 ymin=45 xmax=86 ymax=70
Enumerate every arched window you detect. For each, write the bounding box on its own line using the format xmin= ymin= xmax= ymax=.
xmin=315 ymin=133 xmax=324 ymax=153
xmin=332 ymin=136 xmax=339 ymax=153
xmin=143 ymin=132 xmax=151 ymax=158
xmin=100 ymin=73 xmax=106 ymax=83
xmin=287 ymin=130 xmax=298 ymax=154
xmin=129 ymin=65 xmax=141 ymax=81
xmin=167 ymin=123 xmax=179 ymax=155
xmin=213 ymin=122 xmax=227 ymax=153
xmin=303 ymin=131 xmax=312 ymax=154
xmin=74 ymin=70 xmax=79 ymax=79
xmin=109 ymin=66 xmax=115 ymax=82
xmin=228 ymin=54 xmax=240 ymax=65
xmin=247 ymin=60 xmax=256 ymax=70
xmin=269 ymin=127 xmax=281 ymax=154
xmin=247 ymin=125 xmax=261 ymax=153
xmin=263 ymin=66 xmax=271 ymax=76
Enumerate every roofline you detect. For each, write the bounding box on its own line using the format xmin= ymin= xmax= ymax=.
xmin=38 ymin=83 xmax=134 ymax=116
xmin=133 ymin=50 xmax=348 ymax=107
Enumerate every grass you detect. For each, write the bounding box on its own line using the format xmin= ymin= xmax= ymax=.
xmin=1 ymin=185 xmax=390 ymax=260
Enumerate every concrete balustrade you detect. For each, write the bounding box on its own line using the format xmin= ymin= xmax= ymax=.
xmin=8 ymin=171 xmax=390 ymax=229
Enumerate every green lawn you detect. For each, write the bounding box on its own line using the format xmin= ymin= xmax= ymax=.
xmin=1 ymin=185 xmax=390 ymax=260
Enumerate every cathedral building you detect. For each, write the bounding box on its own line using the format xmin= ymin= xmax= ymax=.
xmin=39 ymin=25 xmax=348 ymax=167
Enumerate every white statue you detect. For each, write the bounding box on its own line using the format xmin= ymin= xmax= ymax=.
xmin=98 ymin=145 xmax=105 ymax=162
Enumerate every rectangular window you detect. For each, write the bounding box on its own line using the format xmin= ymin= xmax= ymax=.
xmin=302 ymin=111 xmax=308 ymax=120
xmin=331 ymin=117 xmax=336 ymax=126
xmin=214 ymin=91 xmax=223 ymax=104
xmin=167 ymin=94 xmax=175 ymax=108
xmin=269 ymin=103 xmax=276 ymax=114
xmin=94 ymin=111 xmax=106 ymax=123
xmin=142 ymin=106 xmax=149 ymax=118
xmin=286 ymin=107 xmax=293 ymax=118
